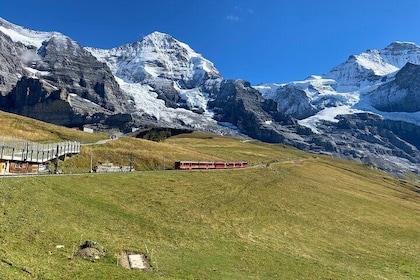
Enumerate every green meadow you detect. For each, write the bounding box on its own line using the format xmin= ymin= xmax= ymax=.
xmin=0 ymin=112 xmax=419 ymax=279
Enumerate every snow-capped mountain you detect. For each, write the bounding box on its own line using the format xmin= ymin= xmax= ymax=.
xmin=256 ymin=41 xmax=420 ymax=131
xmin=0 ymin=17 xmax=131 ymax=127
xmin=324 ymin=42 xmax=420 ymax=91
xmin=0 ymin=17 xmax=57 ymax=49
xmin=0 ymin=16 xmax=419 ymax=175
xmin=85 ymin=32 xmax=225 ymax=131
xmin=87 ymin=31 xmax=220 ymax=84
xmin=255 ymin=41 xmax=420 ymax=174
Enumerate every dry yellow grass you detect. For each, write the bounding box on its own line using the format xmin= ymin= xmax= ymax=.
xmin=0 ymin=110 xmax=106 ymax=143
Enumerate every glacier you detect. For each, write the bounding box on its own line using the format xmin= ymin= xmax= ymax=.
xmin=1 ymin=16 xmax=419 ymax=174
xmin=86 ymin=31 xmax=223 ymax=130
xmin=256 ymin=41 xmax=420 ymax=133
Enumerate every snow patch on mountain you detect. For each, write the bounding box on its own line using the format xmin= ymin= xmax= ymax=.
xmin=173 ymin=82 xmax=211 ymax=111
xmin=117 ymin=76 xmax=217 ymax=130
xmin=355 ymin=94 xmax=420 ymax=126
xmin=354 ymin=51 xmax=399 ymax=76
xmin=254 ymin=85 xmax=278 ymax=100
xmin=87 ymin=32 xmax=220 ymax=84
xmin=298 ymin=106 xmax=365 ymax=133
xmin=23 ymin=66 xmax=50 ymax=78
xmin=258 ymin=41 xmax=420 ymax=132
xmin=86 ymin=31 xmax=223 ymax=127
xmin=0 ymin=17 xmax=58 ymax=49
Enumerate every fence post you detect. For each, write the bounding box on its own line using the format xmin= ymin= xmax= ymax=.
xmin=29 ymin=143 xmax=32 ymax=162
xmin=55 ymin=144 xmax=59 ymax=173
xmin=36 ymin=143 xmax=39 ymax=163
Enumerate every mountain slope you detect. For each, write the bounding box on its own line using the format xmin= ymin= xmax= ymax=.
xmin=260 ymin=42 xmax=420 ymax=127
xmin=256 ymin=42 xmax=420 ymax=174
xmin=86 ymin=32 xmax=230 ymax=133
xmin=0 ymin=17 xmax=133 ymax=129
xmin=1 ymin=139 xmax=419 ymax=279
xmin=369 ymin=62 xmax=420 ymax=113
xmin=1 ymin=100 xmax=418 ymax=279
xmin=0 ymin=17 xmax=419 ymax=174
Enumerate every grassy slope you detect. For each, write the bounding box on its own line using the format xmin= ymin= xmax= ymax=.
xmin=0 ymin=111 xmax=107 ymax=143
xmin=60 ymin=132 xmax=307 ymax=173
xmin=0 ymin=112 xmax=419 ymax=279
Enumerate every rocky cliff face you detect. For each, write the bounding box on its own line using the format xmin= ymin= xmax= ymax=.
xmin=36 ymin=35 xmax=130 ymax=112
xmin=0 ymin=17 xmax=419 ymax=174
xmin=310 ymin=113 xmax=420 ymax=175
xmin=87 ymin=32 xmax=221 ymax=112
xmin=0 ymin=34 xmax=26 ymax=95
xmin=256 ymin=42 xmax=420 ymax=174
xmin=208 ymin=79 xmax=311 ymax=145
xmin=207 ymin=79 xmax=420 ymax=175
xmin=370 ymin=63 xmax=420 ymax=113
xmin=0 ymin=18 xmax=133 ymax=129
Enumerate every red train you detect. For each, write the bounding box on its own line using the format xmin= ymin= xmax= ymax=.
xmin=174 ymin=161 xmax=248 ymax=170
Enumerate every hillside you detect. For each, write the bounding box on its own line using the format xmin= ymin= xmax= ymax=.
xmin=1 ymin=157 xmax=419 ymax=279
xmin=0 ymin=112 xmax=419 ymax=279
xmin=1 ymin=17 xmax=419 ymax=174
xmin=0 ymin=110 xmax=107 ymax=144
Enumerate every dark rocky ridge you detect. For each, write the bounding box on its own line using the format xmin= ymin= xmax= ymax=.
xmin=311 ymin=113 xmax=420 ymax=174
xmin=0 ymin=33 xmax=26 ymax=94
xmin=371 ymin=63 xmax=420 ymax=112
xmin=208 ymin=80 xmax=310 ymax=146
xmin=0 ymin=18 xmax=419 ymax=174
xmin=207 ymin=80 xmax=420 ymax=174
xmin=0 ymin=28 xmax=134 ymax=130
xmin=35 ymin=36 xmax=130 ymax=112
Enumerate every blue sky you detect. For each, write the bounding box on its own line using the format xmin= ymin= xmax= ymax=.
xmin=1 ymin=0 xmax=419 ymax=84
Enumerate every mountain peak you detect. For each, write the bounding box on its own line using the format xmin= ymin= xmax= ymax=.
xmin=0 ymin=17 xmax=60 ymax=49
xmin=384 ymin=41 xmax=419 ymax=51
xmin=89 ymin=29 xmax=221 ymax=84
xmin=139 ymin=31 xmax=192 ymax=55
xmin=379 ymin=41 xmax=420 ymax=70
xmin=144 ymin=31 xmax=173 ymax=40
xmin=322 ymin=41 xmax=420 ymax=90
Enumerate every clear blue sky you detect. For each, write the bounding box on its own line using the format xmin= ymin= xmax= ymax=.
xmin=1 ymin=0 xmax=419 ymax=84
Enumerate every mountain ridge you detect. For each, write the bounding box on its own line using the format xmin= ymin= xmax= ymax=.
xmin=0 ymin=17 xmax=419 ymax=175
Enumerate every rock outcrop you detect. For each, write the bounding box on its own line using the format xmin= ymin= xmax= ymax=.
xmin=370 ymin=63 xmax=420 ymax=112
xmin=311 ymin=113 xmax=420 ymax=174
xmin=0 ymin=18 xmax=133 ymax=129
xmin=0 ymin=17 xmax=419 ymax=174
xmin=208 ymin=79 xmax=310 ymax=145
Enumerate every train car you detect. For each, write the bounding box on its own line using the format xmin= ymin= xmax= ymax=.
xmin=174 ymin=161 xmax=248 ymax=170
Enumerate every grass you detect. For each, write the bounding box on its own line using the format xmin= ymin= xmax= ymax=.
xmin=0 ymin=111 xmax=107 ymax=144
xmin=1 ymin=158 xmax=419 ymax=279
xmin=0 ymin=111 xmax=419 ymax=279
xmin=60 ymin=132 xmax=310 ymax=173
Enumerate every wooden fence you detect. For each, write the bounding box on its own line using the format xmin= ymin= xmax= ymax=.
xmin=0 ymin=139 xmax=81 ymax=163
